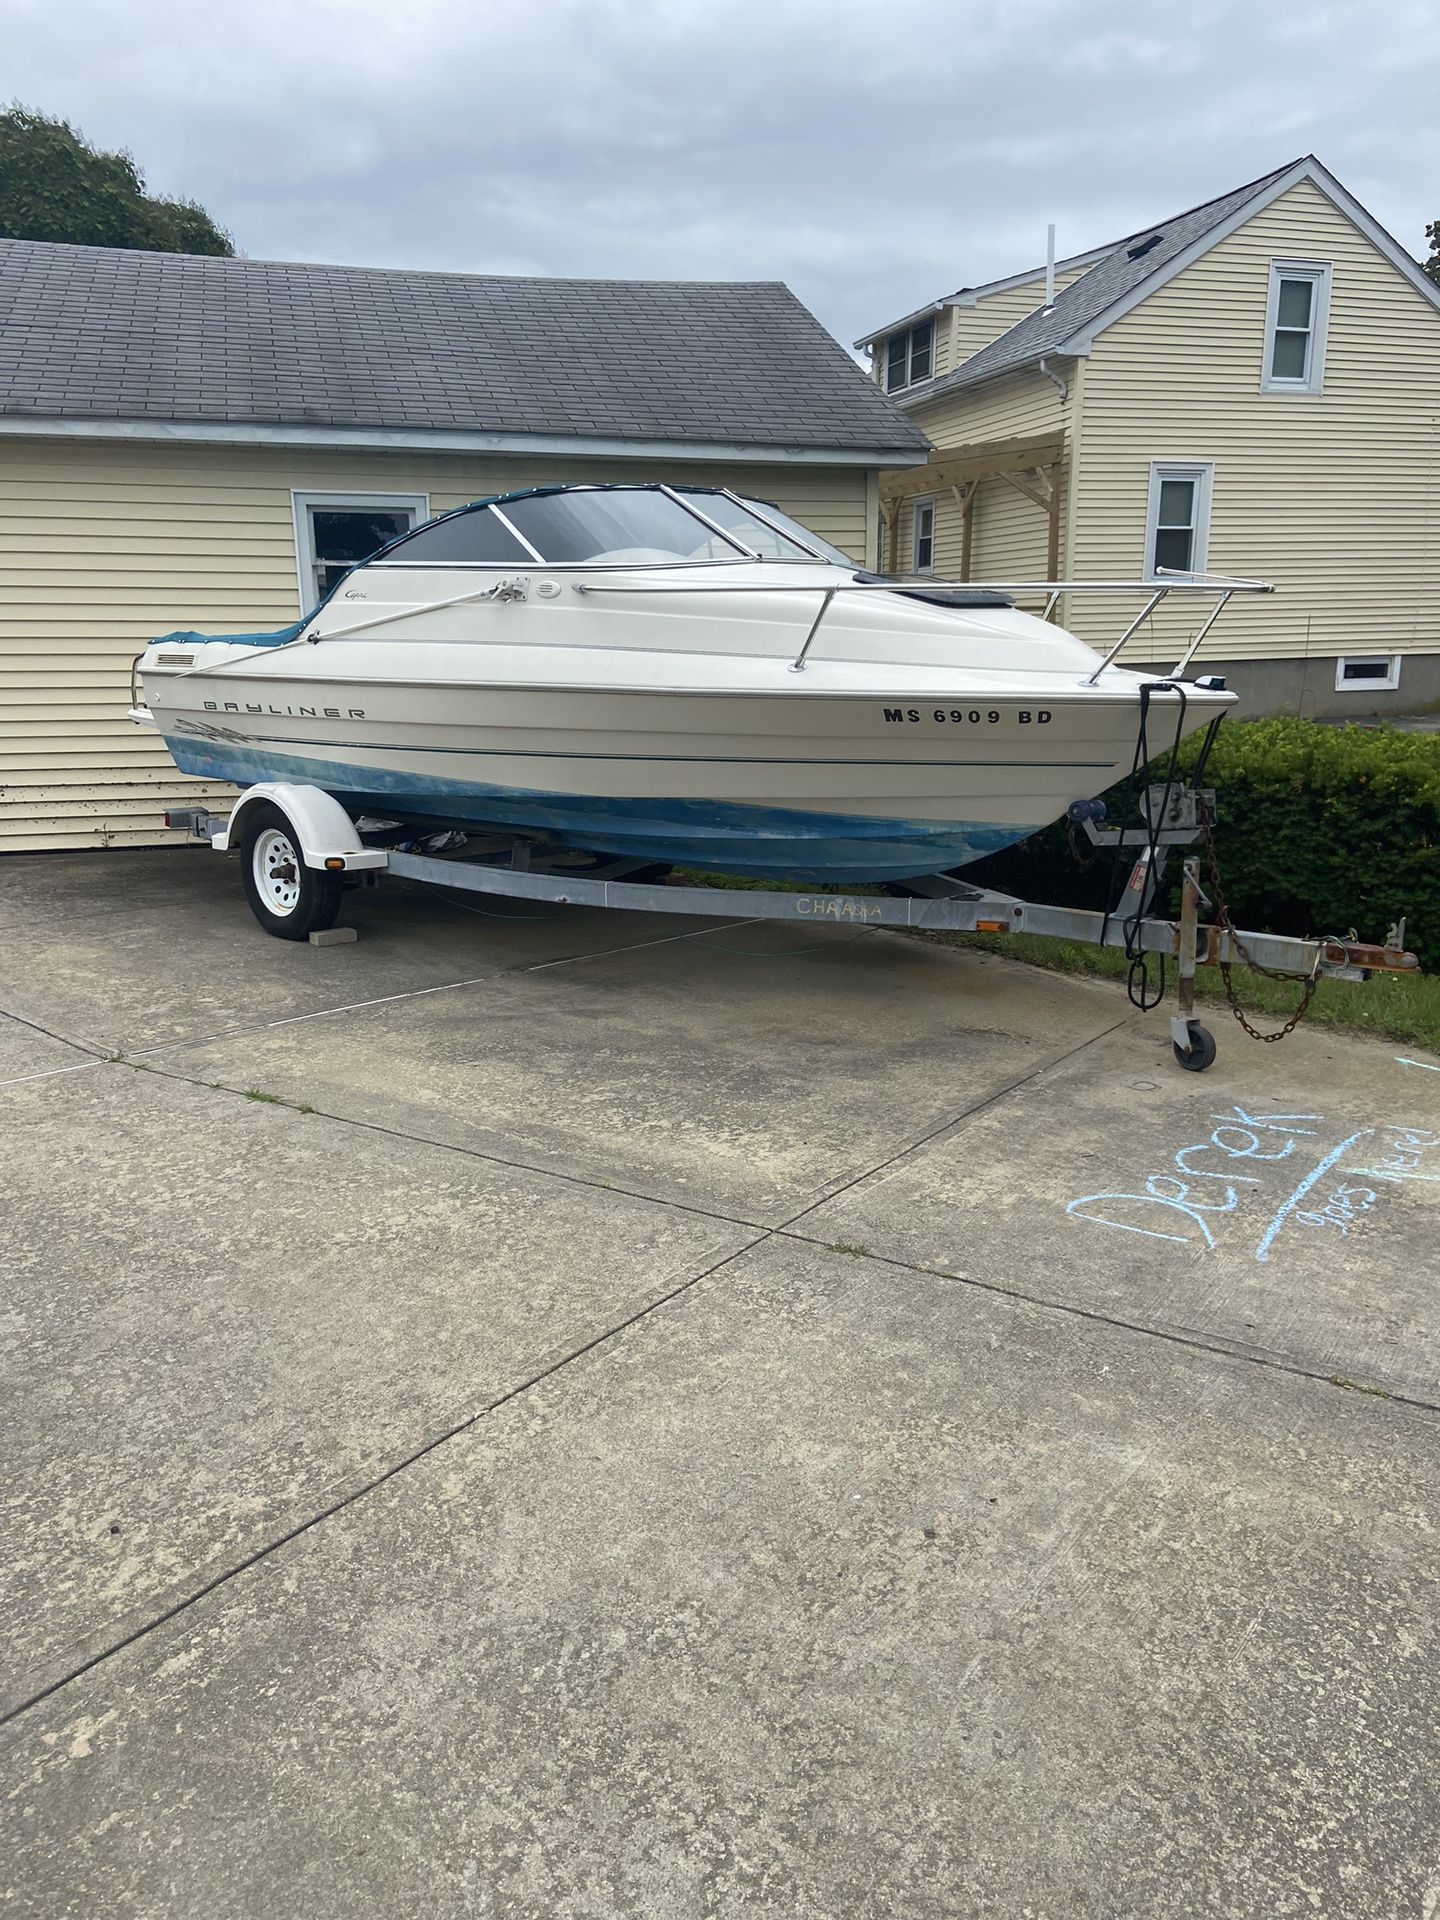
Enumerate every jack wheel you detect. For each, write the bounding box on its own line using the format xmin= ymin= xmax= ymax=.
xmin=1173 ymin=1021 xmax=1217 ymax=1073
xmin=240 ymin=802 xmax=343 ymax=940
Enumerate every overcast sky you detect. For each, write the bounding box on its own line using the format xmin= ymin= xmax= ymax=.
xmin=6 ymin=0 xmax=1436 ymax=352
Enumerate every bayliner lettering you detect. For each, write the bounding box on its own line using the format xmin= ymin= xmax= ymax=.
xmin=882 ymin=707 xmax=1051 ymax=724
xmin=203 ymin=701 xmax=366 ymax=718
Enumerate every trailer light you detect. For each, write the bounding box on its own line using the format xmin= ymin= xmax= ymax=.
xmin=324 ymin=857 xmax=346 ymax=871
xmin=975 ymin=918 xmax=1010 ymax=934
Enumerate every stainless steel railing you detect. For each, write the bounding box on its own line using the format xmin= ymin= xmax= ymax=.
xmin=572 ymin=569 xmax=1274 ymax=676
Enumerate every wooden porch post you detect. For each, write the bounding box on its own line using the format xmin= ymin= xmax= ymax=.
xmin=881 ymin=496 xmax=902 ymax=574
xmin=959 ymin=482 xmax=975 ymax=583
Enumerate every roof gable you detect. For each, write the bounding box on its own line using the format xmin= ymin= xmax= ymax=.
xmin=853 ymin=242 xmax=1112 ymax=349
xmin=0 ymin=240 xmax=928 ymax=460
xmin=895 ymin=155 xmax=1440 ymax=409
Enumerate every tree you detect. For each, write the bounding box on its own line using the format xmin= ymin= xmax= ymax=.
xmin=0 ymin=106 xmax=233 ymax=255
xmin=1425 ymin=221 xmax=1440 ymax=288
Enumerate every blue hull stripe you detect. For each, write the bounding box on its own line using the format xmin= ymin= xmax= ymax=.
xmin=165 ymin=735 xmax=1039 ymax=881
xmin=186 ymin=730 xmax=1112 ymax=772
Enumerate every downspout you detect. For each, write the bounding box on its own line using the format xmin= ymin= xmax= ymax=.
xmin=1038 ymin=356 xmax=1068 ymax=401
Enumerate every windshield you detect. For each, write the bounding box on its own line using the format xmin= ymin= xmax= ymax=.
xmin=496 ymin=489 xmax=738 ymax=564
xmin=375 ymin=485 xmax=853 ymax=569
xmin=735 ymin=497 xmax=853 ymax=566
xmin=674 ymin=491 xmax=816 ymax=560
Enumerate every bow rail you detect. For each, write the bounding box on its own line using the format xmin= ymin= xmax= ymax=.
xmin=571 ymin=569 xmax=1274 ymax=676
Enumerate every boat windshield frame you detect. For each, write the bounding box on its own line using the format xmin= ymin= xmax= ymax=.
xmin=367 ymin=482 xmax=844 ymax=573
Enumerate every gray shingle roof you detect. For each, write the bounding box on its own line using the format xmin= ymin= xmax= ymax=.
xmin=0 ymin=239 xmax=927 ymax=456
xmin=901 ymin=161 xmax=1301 ymax=405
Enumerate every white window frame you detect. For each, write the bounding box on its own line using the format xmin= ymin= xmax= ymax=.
xmin=1335 ymin=654 xmax=1401 ymax=693
xmin=1143 ymin=462 xmax=1213 ymax=580
xmin=1261 ymin=260 xmax=1332 ymax=395
xmin=911 ymin=496 xmax=936 ymax=574
xmin=884 ymin=318 xmax=935 ymax=393
xmin=291 ymin=489 xmax=430 ymax=608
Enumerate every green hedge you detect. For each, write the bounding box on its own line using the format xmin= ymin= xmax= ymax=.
xmin=962 ymin=716 xmax=1440 ymax=971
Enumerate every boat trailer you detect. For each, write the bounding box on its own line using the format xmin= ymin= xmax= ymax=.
xmin=162 ymin=778 xmax=1419 ymax=1075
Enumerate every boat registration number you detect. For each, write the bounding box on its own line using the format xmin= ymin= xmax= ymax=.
xmin=882 ymin=707 xmax=1052 ymax=725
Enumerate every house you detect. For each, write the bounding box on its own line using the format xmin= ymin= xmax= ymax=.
xmin=0 ymin=241 xmax=926 ymax=852
xmin=856 ymin=156 xmax=1440 ymax=717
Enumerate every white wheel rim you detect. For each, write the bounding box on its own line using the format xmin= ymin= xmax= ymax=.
xmin=254 ymin=826 xmax=301 ymax=916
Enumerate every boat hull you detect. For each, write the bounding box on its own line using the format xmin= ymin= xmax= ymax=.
xmin=150 ymin=676 xmax=1223 ymax=881
xmin=163 ymin=732 xmax=1038 ymax=880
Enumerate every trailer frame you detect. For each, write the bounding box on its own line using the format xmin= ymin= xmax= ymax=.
xmin=161 ymin=781 xmax=1419 ymax=1076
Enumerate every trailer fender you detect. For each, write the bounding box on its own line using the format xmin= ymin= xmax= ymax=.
xmin=214 ymin=783 xmax=389 ymax=871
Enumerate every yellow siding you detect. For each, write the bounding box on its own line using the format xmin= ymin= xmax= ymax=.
xmin=1068 ymin=178 xmax=1440 ymax=663
xmin=949 ymin=264 xmax=1091 ymax=362
xmin=911 ymin=363 xmax=1068 ymax=451
xmin=0 ymin=440 xmax=874 ymax=851
xmin=891 ymin=368 xmax=1072 ymax=587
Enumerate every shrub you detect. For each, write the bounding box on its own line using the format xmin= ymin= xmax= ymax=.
xmin=964 ymin=717 xmax=1440 ymax=971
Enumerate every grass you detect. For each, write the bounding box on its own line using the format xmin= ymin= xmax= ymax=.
xmin=915 ymin=928 xmax=1440 ymax=1053
xmin=244 ymin=1087 xmax=316 ymax=1113
xmin=674 ymin=867 xmax=1440 ymax=1053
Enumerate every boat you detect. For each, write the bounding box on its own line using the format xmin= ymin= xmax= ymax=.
xmin=131 ymin=482 xmax=1258 ymax=884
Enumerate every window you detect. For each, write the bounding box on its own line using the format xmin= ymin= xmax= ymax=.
xmin=380 ymin=508 xmax=533 ymax=566
xmin=912 ymin=497 xmax=935 ymax=573
xmin=1335 ymin=654 xmax=1401 ymax=692
xmin=674 ymin=491 xmax=818 ymax=560
xmin=374 ymin=488 xmax=853 ymax=571
xmin=1262 ymin=261 xmax=1331 ymax=393
xmin=734 ymin=497 xmax=853 ymax=566
xmin=498 ymin=489 xmax=746 ymax=563
xmin=292 ymin=491 xmax=428 ymax=606
xmin=884 ymin=318 xmax=935 ymax=392
xmin=1144 ymin=462 xmax=1213 ymax=577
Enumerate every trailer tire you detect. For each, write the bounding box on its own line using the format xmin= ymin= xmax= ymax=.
xmin=1173 ymin=1021 xmax=1217 ymax=1073
xmin=240 ymin=802 xmax=343 ymax=940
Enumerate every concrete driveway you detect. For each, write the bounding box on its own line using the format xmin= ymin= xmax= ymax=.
xmin=3 ymin=847 xmax=1437 ymax=1919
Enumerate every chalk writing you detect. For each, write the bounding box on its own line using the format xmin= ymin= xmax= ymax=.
xmin=795 ymin=896 xmax=883 ymax=922
xmin=1066 ymin=1109 xmax=1438 ymax=1264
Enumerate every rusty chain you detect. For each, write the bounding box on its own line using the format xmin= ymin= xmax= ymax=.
xmin=1197 ymin=797 xmax=1321 ymax=1043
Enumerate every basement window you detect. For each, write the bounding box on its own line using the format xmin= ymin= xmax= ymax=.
xmin=292 ymin=490 xmax=429 ymax=606
xmin=1335 ymin=654 xmax=1401 ymax=692
xmin=885 ymin=318 xmax=935 ymax=392
xmin=1262 ymin=261 xmax=1331 ymax=394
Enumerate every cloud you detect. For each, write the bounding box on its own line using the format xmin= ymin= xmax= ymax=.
xmin=6 ymin=0 xmax=1436 ymax=349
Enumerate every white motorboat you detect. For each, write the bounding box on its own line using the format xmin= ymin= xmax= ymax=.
xmin=132 ymin=483 xmax=1259 ymax=883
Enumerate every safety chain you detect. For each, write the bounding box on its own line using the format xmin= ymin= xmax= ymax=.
xmin=1065 ymin=816 xmax=1098 ymax=869
xmin=1197 ymin=798 xmax=1321 ymax=1043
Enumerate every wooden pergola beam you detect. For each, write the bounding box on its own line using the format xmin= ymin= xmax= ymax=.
xmin=997 ymin=468 xmax=1052 ymax=513
xmin=878 ymin=433 xmax=1065 ymax=590
xmin=1045 ymin=463 xmax=1061 ymax=614
xmin=878 ymin=433 xmax=1065 ymax=506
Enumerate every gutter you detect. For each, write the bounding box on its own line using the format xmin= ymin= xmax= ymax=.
xmin=0 ymin=414 xmax=930 ymax=468
xmin=1038 ymin=357 xmax=1068 ymax=401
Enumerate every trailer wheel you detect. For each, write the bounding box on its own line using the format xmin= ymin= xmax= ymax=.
xmin=240 ymin=802 xmax=343 ymax=940
xmin=1173 ymin=1021 xmax=1217 ymax=1073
